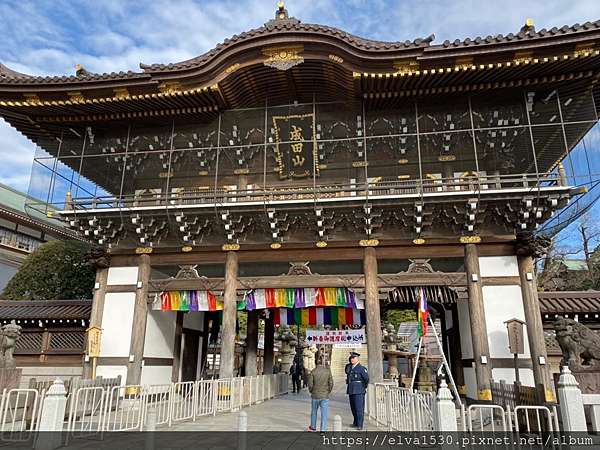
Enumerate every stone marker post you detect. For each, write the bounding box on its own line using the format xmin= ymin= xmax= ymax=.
xmin=557 ymin=366 xmax=587 ymax=432
xmin=36 ymin=379 xmax=67 ymax=450
xmin=434 ymin=378 xmax=458 ymax=431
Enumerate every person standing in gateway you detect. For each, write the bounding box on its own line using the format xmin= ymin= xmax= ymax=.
xmin=346 ymin=351 xmax=369 ymax=430
xmin=307 ymin=355 xmax=333 ymax=432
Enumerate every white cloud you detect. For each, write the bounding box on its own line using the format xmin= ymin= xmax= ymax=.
xmin=0 ymin=119 xmax=36 ymax=192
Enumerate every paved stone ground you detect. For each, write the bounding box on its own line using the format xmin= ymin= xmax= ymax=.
xmin=169 ymin=377 xmax=384 ymax=432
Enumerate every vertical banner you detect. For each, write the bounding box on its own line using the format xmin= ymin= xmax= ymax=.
xmin=272 ymin=114 xmax=319 ymax=179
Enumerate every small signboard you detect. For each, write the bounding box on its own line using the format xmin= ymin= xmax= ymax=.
xmin=86 ymin=326 xmax=102 ymax=358
xmin=504 ymin=318 xmax=525 ymax=355
xmin=306 ymin=329 xmax=365 ymax=345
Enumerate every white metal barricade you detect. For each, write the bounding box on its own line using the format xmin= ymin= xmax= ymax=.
xmin=1 ymin=373 xmax=289 ymax=435
xmin=104 ymin=385 xmax=143 ymax=431
xmin=141 ymin=384 xmax=171 ymax=428
xmin=511 ymin=405 xmax=556 ymax=433
xmin=467 ymin=404 xmax=507 ymax=432
xmin=195 ymin=380 xmax=215 ymax=417
xmin=67 ymin=386 xmax=106 ymax=436
xmin=169 ymin=381 xmax=195 ymax=425
xmin=0 ymin=388 xmax=40 ymax=439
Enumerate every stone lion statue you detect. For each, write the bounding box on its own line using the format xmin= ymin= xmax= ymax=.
xmin=554 ymin=317 xmax=600 ymax=370
xmin=0 ymin=321 xmax=22 ymax=369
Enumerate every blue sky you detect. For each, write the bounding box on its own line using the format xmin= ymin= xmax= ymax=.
xmin=1 ymin=0 xmax=600 ymax=252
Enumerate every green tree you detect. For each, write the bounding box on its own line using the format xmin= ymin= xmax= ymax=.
xmin=384 ymin=309 xmax=416 ymax=330
xmin=2 ymin=240 xmax=95 ymax=300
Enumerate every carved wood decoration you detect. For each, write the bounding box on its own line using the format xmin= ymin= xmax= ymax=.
xmin=286 ymin=262 xmax=313 ymax=275
xmin=175 ymin=265 xmax=200 ymax=279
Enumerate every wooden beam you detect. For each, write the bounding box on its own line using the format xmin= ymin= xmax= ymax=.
xmin=263 ymin=316 xmax=274 ymax=375
xmin=245 ymin=310 xmax=259 ymax=376
xmin=219 ymin=251 xmax=238 ymax=379
xmin=464 ymin=244 xmax=493 ymax=401
xmin=126 ymin=254 xmax=151 ymax=385
xmin=171 ymin=312 xmax=184 ymax=382
xmin=518 ymin=255 xmax=556 ymax=403
xmin=83 ymin=267 xmax=108 ymax=379
xmin=481 ymin=276 xmax=521 ymax=286
xmin=109 ymin=243 xmax=516 ymax=267
xmin=364 ymin=247 xmax=384 ymax=382
xmin=148 ymin=272 xmax=468 ymax=292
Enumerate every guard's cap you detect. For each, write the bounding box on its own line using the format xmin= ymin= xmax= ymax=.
xmin=349 ymin=351 xmax=360 ymax=357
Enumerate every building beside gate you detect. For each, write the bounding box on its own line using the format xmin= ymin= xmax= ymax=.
xmin=1 ymin=4 xmax=599 ymax=403
xmin=0 ymin=183 xmax=74 ymax=290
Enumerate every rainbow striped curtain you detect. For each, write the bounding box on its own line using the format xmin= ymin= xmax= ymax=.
xmin=159 ymin=290 xmax=224 ymax=312
xmin=243 ymin=288 xmax=363 ymax=311
xmin=272 ymin=307 xmax=365 ymax=327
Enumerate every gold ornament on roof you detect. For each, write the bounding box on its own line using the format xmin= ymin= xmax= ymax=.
xmin=270 ymin=242 xmax=282 ymax=249
xmin=263 ymin=46 xmax=304 ymax=71
xmin=135 ymin=247 xmax=153 ymax=254
xmin=222 ymin=243 xmax=240 ymax=251
xmin=413 ymin=238 xmax=426 ymax=245
xmin=316 ymin=241 xmax=328 ymax=248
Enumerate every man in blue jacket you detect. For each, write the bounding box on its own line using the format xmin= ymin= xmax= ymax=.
xmin=346 ymin=351 xmax=369 ymax=430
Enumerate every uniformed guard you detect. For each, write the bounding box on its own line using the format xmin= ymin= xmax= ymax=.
xmin=345 ymin=351 xmax=369 ymax=429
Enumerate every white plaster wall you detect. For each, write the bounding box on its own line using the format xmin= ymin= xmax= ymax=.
xmin=183 ymin=311 xmax=205 ymax=331
xmin=141 ymin=366 xmax=172 ymax=386
xmin=482 ymin=285 xmax=531 ymax=359
xmin=100 ymin=292 xmax=135 ymax=357
xmin=492 ymin=368 xmax=534 ymax=386
xmin=144 ymin=310 xmax=176 ymax=359
xmin=463 ymin=367 xmax=477 ymax=400
xmin=457 ymin=298 xmax=473 ymax=359
xmin=107 ymin=267 xmax=139 ymax=285
xmin=479 ymin=256 xmax=519 ymax=277
xmin=96 ymin=365 xmax=128 ymax=385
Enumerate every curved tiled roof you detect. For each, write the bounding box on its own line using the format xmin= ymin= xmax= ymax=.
xmin=0 ymin=7 xmax=599 ymax=85
xmin=140 ymin=17 xmax=435 ymax=72
xmin=0 ymin=67 xmax=149 ymax=85
xmin=436 ymin=20 xmax=600 ymax=49
xmin=140 ymin=17 xmax=600 ymax=72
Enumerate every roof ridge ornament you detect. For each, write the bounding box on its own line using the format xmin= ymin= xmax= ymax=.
xmin=521 ymin=18 xmax=536 ymax=33
xmin=265 ymin=1 xmax=300 ymax=28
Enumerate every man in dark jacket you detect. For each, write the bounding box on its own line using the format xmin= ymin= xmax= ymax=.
xmin=290 ymin=361 xmax=303 ymax=393
xmin=307 ymin=356 xmax=333 ymax=432
xmin=346 ymin=351 xmax=369 ymax=430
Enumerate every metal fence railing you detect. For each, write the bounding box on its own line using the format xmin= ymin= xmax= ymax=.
xmin=60 ymin=373 xmax=288 ymax=437
xmin=367 ymin=383 xmax=435 ymax=431
xmin=460 ymin=402 xmax=560 ymax=433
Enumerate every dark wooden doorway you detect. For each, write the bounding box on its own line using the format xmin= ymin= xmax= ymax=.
xmin=181 ymin=328 xmax=201 ymax=382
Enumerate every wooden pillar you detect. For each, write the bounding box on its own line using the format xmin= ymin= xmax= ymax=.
xmin=363 ymin=247 xmax=383 ymax=382
xmin=83 ymin=267 xmax=108 ymax=379
xmin=219 ymin=251 xmax=238 ymax=379
xmin=464 ymin=244 xmax=493 ymax=401
xmin=126 ymin=254 xmax=151 ymax=385
xmin=518 ymin=255 xmax=556 ymax=403
xmin=171 ymin=312 xmax=184 ymax=382
xmin=263 ymin=317 xmax=274 ymax=375
xmin=245 ymin=311 xmax=259 ymax=376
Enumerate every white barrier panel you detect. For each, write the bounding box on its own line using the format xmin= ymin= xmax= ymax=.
xmin=58 ymin=373 xmax=289 ymax=436
xmin=0 ymin=388 xmax=40 ymax=439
